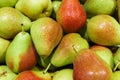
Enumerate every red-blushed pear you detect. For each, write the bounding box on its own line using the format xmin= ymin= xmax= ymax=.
xmin=15 ymin=70 xmax=51 ymax=80
xmin=56 ymin=0 xmax=86 ymax=33
xmin=6 ymin=31 xmax=38 ymax=73
xmin=30 ymin=17 xmax=63 ymax=57
xmin=15 ymin=63 xmax=52 ymax=80
xmin=51 ymin=33 xmax=89 ymax=67
xmin=87 ymin=14 xmax=120 ymax=46
xmin=90 ymin=45 xmax=114 ymax=69
xmin=73 ymin=49 xmax=112 ymax=80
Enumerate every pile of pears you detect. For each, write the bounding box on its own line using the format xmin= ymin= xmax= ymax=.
xmin=1 ymin=0 xmax=120 ymax=80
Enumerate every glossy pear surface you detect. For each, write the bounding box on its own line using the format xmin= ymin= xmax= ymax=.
xmin=73 ymin=49 xmax=112 ymax=80
xmin=56 ymin=0 xmax=86 ymax=33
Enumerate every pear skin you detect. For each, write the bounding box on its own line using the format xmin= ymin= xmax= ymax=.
xmin=15 ymin=0 xmax=53 ymax=20
xmin=51 ymin=33 xmax=89 ymax=67
xmin=113 ymin=47 xmax=120 ymax=70
xmin=0 ymin=7 xmax=31 ymax=39
xmin=0 ymin=37 xmax=10 ymax=64
xmin=87 ymin=14 xmax=120 ymax=46
xmin=6 ymin=31 xmax=38 ymax=73
xmin=15 ymin=70 xmax=52 ymax=80
xmin=53 ymin=69 xmax=73 ymax=80
xmin=90 ymin=45 xmax=114 ymax=69
xmin=0 ymin=65 xmax=17 ymax=80
xmin=0 ymin=0 xmax=18 ymax=8
xmin=117 ymin=0 xmax=120 ymax=23
xmin=30 ymin=17 xmax=63 ymax=57
xmin=73 ymin=49 xmax=112 ymax=80
xmin=84 ymin=0 xmax=116 ymax=17
xmin=56 ymin=0 xmax=86 ymax=33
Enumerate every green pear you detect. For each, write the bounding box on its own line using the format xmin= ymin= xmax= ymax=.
xmin=51 ymin=33 xmax=89 ymax=67
xmin=0 ymin=7 xmax=31 ymax=39
xmin=111 ymin=71 xmax=120 ymax=80
xmin=84 ymin=0 xmax=116 ymax=17
xmin=90 ymin=45 xmax=114 ymax=69
xmin=53 ymin=69 xmax=73 ymax=80
xmin=30 ymin=17 xmax=63 ymax=57
xmin=0 ymin=37 xmax=10 ymax=64
xmin=113 ymin=47 xmax=120 ymax=70
xmin=0 ymin=65 xmax=17 ymax=80
xmin=117 ymin=0 xmax=120 ymax=23
xmin=87 ymin=14 xmax=120 ymax=46
xmin=0 ymin=0 xmax=18 ymax=8
xmin=73 ymin=49 xmax=112 ymax=80
xmin=56 ymin=0 xmax=87 ymax=33
xmin=51 ymin=1 xmax=61 ymax=19
xmin=6 ymin=31 xmax=38 ymax=73
xmin=15 ymin=0 xmax=53 ymax=21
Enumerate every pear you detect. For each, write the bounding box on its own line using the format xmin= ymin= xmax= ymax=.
xmin=51 ymin=1 xmax=61 ymax=19
xmin=0 ymin=0 xmax=18 ymax=8
xmin=30 ymin=17 xmax=63 ymax=57
xmin=53 ymin=69 xmax=73 ymax=80
xmin=6 ymin=31 xmax=38 ymax=73
xmin=0 ymin=7 xmax=31 ymax=39
xmin=0 ymin=37 xmax=10 ymax=64
xmin=90 ymin=45 xmax=114 ymax=69
xmin=84 ymin=0 xmax=116 ymax=17
xmin=73 ymin=49 xmax=112 ymax=80
xmin=15 ymin=70 xmax=52 ymax=80
xmin=87 ymin=14 xmax=120 ymax=46
xmin=15 ymin=0 xmax=53 ymax=21
xmin=0 ymin=65 xmax=17 ymax=80
xmin=56 ymin=0 xmax=86 ymax=33
xmin=117 ymin=0 xmax=120 ymax=23
xmin=51 ymin=33 xmax=89 ymax=67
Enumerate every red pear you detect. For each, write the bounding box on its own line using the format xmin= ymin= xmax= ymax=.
xmin=56 ymin=0 xmax=86 ymax=33
xmin=73 ymin=49 xmax=112 ymax=80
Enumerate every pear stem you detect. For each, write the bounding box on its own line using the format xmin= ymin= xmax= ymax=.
xmin=21 ymin=23 xmax=25 ymax=32
xmin=43 ymin=63 xmax=51 ymax=74
xmin=113 ymin=62 xmax=120 ymax=71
